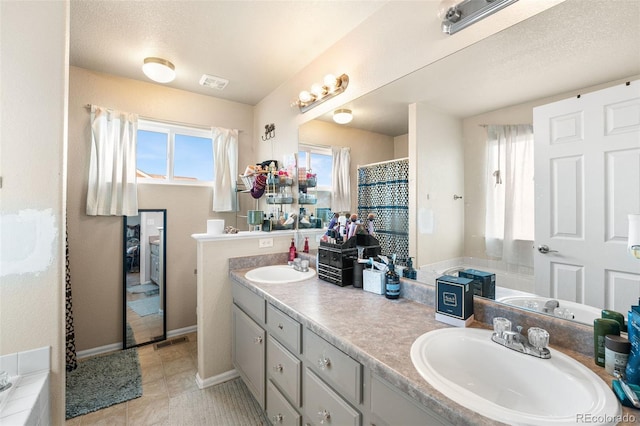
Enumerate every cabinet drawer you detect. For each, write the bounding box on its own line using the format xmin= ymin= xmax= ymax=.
xmin=232 ymin=281 xmax=265 ymax=324
xmin=150 ymin=243 xmax=159 ymax=255
xmin=267 ymin=304 xmax=301 ymax=353
xmin=267 ymin=380 xmax=301 ymax=426
xmin=303 ymin=368 xmax=360 ymax=426
xmin=267 ymin=336 xmax=301 ymax=407
xmin=370 ymin=375 xmax=450 ymax=426
xmin=304 ymin=329 xmax=361 ymax=403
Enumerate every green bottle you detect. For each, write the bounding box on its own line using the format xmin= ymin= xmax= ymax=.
xmin=602 ymin=309 xmax=627 ymax=333
xmin=594 ymin=318 xmax=621 ymax=367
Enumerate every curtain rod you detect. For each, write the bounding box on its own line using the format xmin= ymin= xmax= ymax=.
xmin=84 ymin=104 xmax=242 ymax=132
xmin=357 ymin=157 xmax=409 ymax=169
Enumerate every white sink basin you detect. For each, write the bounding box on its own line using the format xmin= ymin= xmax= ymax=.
xmin=244 ymin=265 xmax=316 ymax=284
xmin=410 ymin=328 xmax=621 ymax=425
xmin=497 ymin=295 xmax=601 ymax=326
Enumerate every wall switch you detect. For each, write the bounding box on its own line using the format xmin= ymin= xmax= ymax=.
xmin=259 ymin=238 xmax=273 ymax=248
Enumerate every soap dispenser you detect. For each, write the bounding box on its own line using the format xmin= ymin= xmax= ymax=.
xmin=385 ymin=256 xmax=400 ymax=299
xmin=303 ymin=237 xmax=309 ymax=253
xmin=288 ymin=238 xmax=297 ymax=262
xmin=405 ymin=257 xmax=417 ymax=280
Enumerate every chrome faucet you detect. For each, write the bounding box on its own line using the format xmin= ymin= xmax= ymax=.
xmin=542 ymin=299 xmax=559 ymax=313
xmin=491 ymin=317 xmax=551 ymax=359
xmin=291 ymin=259 xmax=309 ymax=272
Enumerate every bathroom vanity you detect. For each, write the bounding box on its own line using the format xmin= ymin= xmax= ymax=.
xmin=230 ymin=259 xmax=639 ymax=426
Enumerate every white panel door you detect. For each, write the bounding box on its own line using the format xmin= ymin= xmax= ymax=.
xmin=534 ymin=81 xmax=640 ymax=313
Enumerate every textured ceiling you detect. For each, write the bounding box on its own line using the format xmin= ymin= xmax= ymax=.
xmin=316 ymin=0 xmax=640 ymax=136
xmin=70 ymin=0 xmax=386 ymax=105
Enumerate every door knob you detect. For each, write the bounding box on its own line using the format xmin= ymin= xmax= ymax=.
xmin=538 ymin=245 xmax=558 ymax=254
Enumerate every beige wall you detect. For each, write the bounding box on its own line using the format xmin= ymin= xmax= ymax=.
xmin=394 ymin=134 xmax=409 ymax=159
xmin=298 ymin=120 xmax=395 ymax=211
xmin=0 ymin=1 xmax=68 ymax=423
xmin=67 ymin=67 xmax=254 ymax=351
xmin=462 ymin=75 xmax=640 ymax=262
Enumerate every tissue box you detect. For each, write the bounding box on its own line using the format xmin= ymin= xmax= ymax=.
xmin=435 ymin=275 xmax=474 ymax=327
xmin=363 ymin=269 xmax=385 ymax=295
xmin=459 ymin=269 xmax=496 ymax=299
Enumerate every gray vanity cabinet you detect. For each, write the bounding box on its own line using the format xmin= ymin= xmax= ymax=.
xmin=370 ymin=375 xmax=450 ymax=426
xmin=149 ymin=242 xmax=160 ymax=284
xmin=232 ymin=305 xmax=265 ymax=408
xmin=232 ymin=283 xmax=266 ymax=408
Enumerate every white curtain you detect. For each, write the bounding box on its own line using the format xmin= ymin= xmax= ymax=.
xmin=212 ymin=127 xmax=238 ymax=212
xmin=86 ymin=106 xmax=139 ymax=216
xmin=485 ymin=124 xmax=535 ymax=267
xmin=331 ymin=147 xmax=351 ymax=212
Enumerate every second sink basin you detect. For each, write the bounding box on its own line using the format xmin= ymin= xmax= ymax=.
xmin=410 ymin=328 xmax=621 ymax=425
xmin=244 ymin=264 xmax=316 ymax=284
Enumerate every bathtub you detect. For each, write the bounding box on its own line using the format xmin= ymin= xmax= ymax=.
xmin=417 ymin=257 xmax=535 ymax=295
xmin=0 ymin=347 xmax=50 ymax=425
xmin=417 ymin=257 xmax=600 ymax=326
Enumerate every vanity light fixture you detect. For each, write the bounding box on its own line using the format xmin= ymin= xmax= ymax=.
xmin=142 ymin=57 xmax=176 ymax=83
xmin=293 ymin=73 xmax=349 ymax=113
xmin=333 ymin=109 xmax=353 ymax=124
xmin=440 ymin=0 xmax=519 ymax=35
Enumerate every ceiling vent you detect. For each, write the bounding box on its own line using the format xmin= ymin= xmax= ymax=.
xmin=199 ymin=74 xmax=229 ymax=90
xmin=441 ymin=0 xmax=519 ymax=35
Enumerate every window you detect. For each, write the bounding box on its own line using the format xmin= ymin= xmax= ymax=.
xmin=298 ymin=144 xmax=333 ymax=189
xmin=485 ymin=124 xmax=534 ymax=264
xmin=136 ymin=120 xmax=214 ymax=184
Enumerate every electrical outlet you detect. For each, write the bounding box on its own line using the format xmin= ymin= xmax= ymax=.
xmin=259 ymin=238 xmax=274 ymax=248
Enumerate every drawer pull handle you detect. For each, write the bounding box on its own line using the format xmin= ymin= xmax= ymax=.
xmin=254 ymin=336 xmax=263 ymax=344
xmin=318 ymin=409 xmax=331 ymax=424
xmin=278 ymin=323 xmax=284 ymax=330
xmin=317 ymin=355 xmax=331 ymax=370
xmin=272 ymin=413 xmax=283 ymax=423
xmin=273 ymin=363 xmax=283 ymax=372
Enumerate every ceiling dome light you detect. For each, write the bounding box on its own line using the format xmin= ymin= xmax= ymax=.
xmin=142 ymin=57 xmax=176 ymax=83
xmin=333 ymin=109 xmax=353 ymax=124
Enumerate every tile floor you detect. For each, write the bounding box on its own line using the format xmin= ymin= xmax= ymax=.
xmin=66 ymin=332 xmax=200 ymax=425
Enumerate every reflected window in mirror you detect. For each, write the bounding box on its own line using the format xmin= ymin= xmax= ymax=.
xmin=484 ymin=125 xmax=534 ymax=266
xmin=299 ymin=144 xmax=333 ymax=189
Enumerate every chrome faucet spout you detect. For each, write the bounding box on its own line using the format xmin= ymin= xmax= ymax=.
xmin=491 ymin=317 xmax=551 ymax=359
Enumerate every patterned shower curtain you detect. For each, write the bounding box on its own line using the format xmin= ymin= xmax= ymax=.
xmin=65 ymin=223 xmax=78 ymax=371
xmin=357 ymin=159 xmax=409 ymax=260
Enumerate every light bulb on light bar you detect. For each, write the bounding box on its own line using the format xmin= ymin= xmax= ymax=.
xmin=142 ymin=57 xmax=176 ymax=83
xmin=293 ymin=73 xmax=350 ymax=113
xmin=333 ymin=109 xmax=353 ymax=124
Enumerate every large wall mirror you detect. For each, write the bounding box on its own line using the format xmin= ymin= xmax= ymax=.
xmin=123 ymin=209 xmax=167 ymax=348
xmin=299 ymin=1 xmax=640 ymax=326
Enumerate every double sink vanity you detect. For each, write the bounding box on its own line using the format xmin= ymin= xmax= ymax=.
xmin=228 ymin=253 xmax=636 ymax=426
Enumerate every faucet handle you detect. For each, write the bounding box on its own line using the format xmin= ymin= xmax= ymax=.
xmin=528 ymin=327 xmax=550 ymax=349
xmin=493 ymin=317 xmax=512 ymax=335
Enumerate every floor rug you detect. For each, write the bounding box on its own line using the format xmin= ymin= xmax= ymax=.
xmin=127 ymin=295 xmax=160 ymax=317
xmin=125 ymin=323 xmax=137 ymax=347
xmin=66 ymin=348 xmax=142 ymax=419
xmin=126 ymin=282 xmax=158 ymax=294
xmin=166 ymin=377 xmax=268 ymax=425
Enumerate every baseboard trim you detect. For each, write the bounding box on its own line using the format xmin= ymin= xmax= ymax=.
xmin=196 ymin=369 xmax=240 ymax=389
xmin=76 ymin=324 xmax=197 ymax=359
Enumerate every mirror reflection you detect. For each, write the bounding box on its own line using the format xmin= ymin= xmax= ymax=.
xmin=299 ymin=2 xmax=640 ymax=326
xmin=123 ymin=209 xmax=167 ymax=348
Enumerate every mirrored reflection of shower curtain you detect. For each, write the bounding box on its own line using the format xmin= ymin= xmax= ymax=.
xmin=65 ymin=223 xmax=77 ymax=371
xmin=357 ymin=159 xmax=409 ymax=260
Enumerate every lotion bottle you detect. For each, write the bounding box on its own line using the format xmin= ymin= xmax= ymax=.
xmin=288 ymin=238 xmax=297 ymax=262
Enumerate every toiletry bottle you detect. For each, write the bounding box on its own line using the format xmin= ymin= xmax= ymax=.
xmin=594 ymin=318 xmax=621 ymax=366
xmin=405 ymin=257 xmax=417 ymax=280
xmin=385 ymin=260 xmax=400 ymax=299
xmin=602 ymin=309 xmax=627 ymax=333
xmin=605 ymin=335 xmax=631 ymax=376
xmin=303 ymin=237 xmax=309 ymax=253
xmin=288 ymin=238 xmax=297 ymax=262
xmin=626 ymin=300 xmax=640 ymax=385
